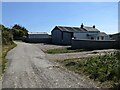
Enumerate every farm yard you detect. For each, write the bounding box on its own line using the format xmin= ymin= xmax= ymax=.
xmin=34 ymin=43 xmax=116 ymax=61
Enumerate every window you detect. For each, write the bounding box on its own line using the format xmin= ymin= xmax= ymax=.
xmin=101 ymin=36 xmax=104 ymax=40
xmin=91 ymin=37 xmax=94 ymax=40
xmin=97 ymin=37 xmax=99 ymax=40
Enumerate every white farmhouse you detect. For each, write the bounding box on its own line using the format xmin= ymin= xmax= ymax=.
xmin=74 ymin=25 xmax=110 ymax=40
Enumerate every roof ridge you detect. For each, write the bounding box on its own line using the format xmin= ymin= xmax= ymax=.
xmin=57 ymin=26 xmax=80 ymax=28
xmin=55 ymin=25 xmax=100 ymax=32
xmin=57 ymin=26 xmax=95 ymax=28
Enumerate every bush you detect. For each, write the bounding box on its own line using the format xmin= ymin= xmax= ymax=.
xmin=1 ymin=26 xmax=13 ymax=45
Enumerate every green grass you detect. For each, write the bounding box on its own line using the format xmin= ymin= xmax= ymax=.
xmin=14 ymin=40 xmax=23 ymax=42
xmin=60 ymin=51 xmax=120 ymax=88
xmin=0 ymin=43 xmax=17 ymax=76
xmin=45 ymin=48 xmax=85 ymax=54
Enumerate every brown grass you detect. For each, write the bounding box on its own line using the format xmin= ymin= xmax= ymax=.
xmin=0 ymin=43 xmax=17 ymax=76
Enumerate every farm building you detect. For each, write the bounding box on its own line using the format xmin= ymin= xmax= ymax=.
xmin=25 ymin=32 xmax=51 ymax=43
xmin=51 ymin=24 xmax=110 ymax=45
xmin=109 ymin=32 xmax=120 ymax=40
xmin=28 ymin=32 xmax=50 ymax=38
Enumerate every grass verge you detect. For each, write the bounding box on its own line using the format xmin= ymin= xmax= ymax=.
xmin=14 ymin=40 xmax=23 ymax=42
xmin=44 ymin=48 xmax=85 ymax=54
xmin=59 ymin=51 xmax=120 ymax=88
xmin=0 ymin=43 xmax=17 ymax=76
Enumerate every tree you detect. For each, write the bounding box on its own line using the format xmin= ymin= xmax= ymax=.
xmin=0 ymin=24 xmax=13 ymax=45
xmin=12 ymin=24 xmax=28 ymax=39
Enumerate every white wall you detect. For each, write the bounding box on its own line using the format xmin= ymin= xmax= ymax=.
xmin=96 ymin=35 xmax=110 ymax=40
xmin=74 ymin=32 xmax=98 ymax=40
xmin=74 ymin=32 xmax=110 ymax=40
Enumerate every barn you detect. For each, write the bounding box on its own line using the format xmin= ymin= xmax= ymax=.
xmin=51 ymin=26 xmax=74 ymax=45
xmin=28 ymin=32 xmax=50 ymax=38
xmin=25 ymin=32 xmax=51 ymax=43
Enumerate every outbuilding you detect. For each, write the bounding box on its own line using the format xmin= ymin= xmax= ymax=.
xmin=28 ymin=32 xmax=50 ymax=38
xmin=25 ymin=32 xmax=51 ymax=43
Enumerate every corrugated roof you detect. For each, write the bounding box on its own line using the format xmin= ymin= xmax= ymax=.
xmin=28 ymin=32 xmax=48 ymax=34
xmin=55 ymin=26 xmax=99 ymax=32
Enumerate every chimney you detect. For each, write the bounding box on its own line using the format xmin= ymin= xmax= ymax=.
xmin=81 ymin=23 xmax=84 ymax=28
xmin=93 ymin=25 xmax=95 ymax=28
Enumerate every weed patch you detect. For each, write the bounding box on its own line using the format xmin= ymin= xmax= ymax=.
xmin=0 ymin=43 xmax=17 ymax=76
xmin=61 ymin=51 xmax=120 ymax=88
xmin=45 ymin=48 xmax=85 ymax=54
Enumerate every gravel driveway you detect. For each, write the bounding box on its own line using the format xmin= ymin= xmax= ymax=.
xmin=2 ymin=42 xmax=98 ymax=88
xmin=34 ymin=43 xmax=116 ymax=61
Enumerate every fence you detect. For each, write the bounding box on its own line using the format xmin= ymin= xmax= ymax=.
xmin=71 ymin=39 xmax=118 ymax=50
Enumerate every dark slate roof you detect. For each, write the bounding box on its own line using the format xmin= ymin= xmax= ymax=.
xmin=54 ymin=26 xmax=100 ymax=32
xmin=83 ymin=27 xmax=99 ymax=32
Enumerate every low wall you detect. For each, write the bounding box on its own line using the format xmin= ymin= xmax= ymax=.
xmin=71 ymin=39 xmax=118 ymax=50
xmin=23 ymin=38 xmax=52 ymax=44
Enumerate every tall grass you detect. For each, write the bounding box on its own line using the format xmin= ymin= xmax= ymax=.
xmin=1 ymin=43 xmax=17 ymax=75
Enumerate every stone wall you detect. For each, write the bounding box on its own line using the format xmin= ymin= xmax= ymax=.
xmin=71 ymin=39 xmax=118 ymax=50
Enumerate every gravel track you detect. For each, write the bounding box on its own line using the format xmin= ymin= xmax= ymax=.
xmin=2 ymin=42 xmax=98 ymax=88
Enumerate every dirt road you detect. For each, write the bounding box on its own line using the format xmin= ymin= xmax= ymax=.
xmin=2 ymin=42 xmax=98 ymax=88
